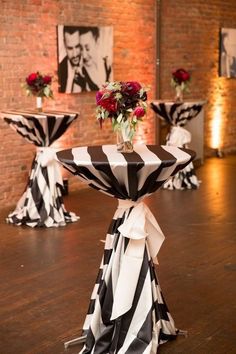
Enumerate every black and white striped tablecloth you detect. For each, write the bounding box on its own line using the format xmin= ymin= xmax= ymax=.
xmin=151 ymin=101 xmax=205 ymax=190
xmin=0 ymin=110 xmax=79 ymax=227
xmin=56 ymin=144 xmax=195 ymax=354
xmin=150 ymin=100 xmax=204 ymax=127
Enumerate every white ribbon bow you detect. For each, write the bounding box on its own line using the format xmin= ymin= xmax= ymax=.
xmin=117 ymin=199 xmax=165 ymax=261
xmin=37 ymin=147 xmax=58 ymax=167
xmin=36 ymin=147 xmax=63 ymax=189
xmin=167 ymin=126 xmax=191 ymax=147
xmin=110 ymin=199 xmax=165 ymax=320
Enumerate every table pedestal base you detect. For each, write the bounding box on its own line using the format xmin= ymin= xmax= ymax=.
xmin=77 ymin=206 xmax=177 ymax=353
xmin=7 ymin=152 xmax=79 ymax=227
xmin=64 ymin=334 xmax=86 ymax=349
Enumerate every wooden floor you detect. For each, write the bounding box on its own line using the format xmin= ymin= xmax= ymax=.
xmin=0 ymin=155 xmax=236 ymax=354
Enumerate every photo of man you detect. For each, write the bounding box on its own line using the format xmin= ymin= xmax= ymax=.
xmin=57 ymin=25 xmax=113 ymax=93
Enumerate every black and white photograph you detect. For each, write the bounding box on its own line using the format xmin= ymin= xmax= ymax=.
xmin=220 ymin=27 xmax=236 ymax=78
xmin=57 ymin=25 xmax=113 ymax=93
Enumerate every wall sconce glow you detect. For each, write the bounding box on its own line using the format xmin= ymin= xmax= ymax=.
xmin=211 ymin=105 xmax=222 ymax=149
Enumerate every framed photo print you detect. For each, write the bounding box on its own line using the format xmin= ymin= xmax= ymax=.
xmin=57 ymin=25 xmax=113 ymax=93
xmin=220 ymin=28 xmax=236 ymax=78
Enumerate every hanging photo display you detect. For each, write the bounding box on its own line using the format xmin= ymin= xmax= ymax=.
xmin=57 ymin=25 xmax=113 ymax=93
xmin=220 ymin=27 xmax=236 ymax=78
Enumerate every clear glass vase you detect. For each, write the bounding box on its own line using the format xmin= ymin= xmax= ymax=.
xmin=175 ymin=86 xmax=184 ymax=102
xmin=116 ymin=128 xmax=134 ymax=153
xmin=36 ymin=96 xmax=43 ymax=112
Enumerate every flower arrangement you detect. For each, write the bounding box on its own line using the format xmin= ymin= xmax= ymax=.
xmin=96 ymin=81 xmax=148 ymax=144
xmin=23 ymin=71 xmax=53 ymax=98
xmin=171 ymin=68 xmax=191 ymax=102
xmin=171 ymin=68 xmax=191 ymax=92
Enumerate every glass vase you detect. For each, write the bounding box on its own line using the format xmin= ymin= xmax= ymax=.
xmin=36 ymin=96 xmax=43 ymax=112
xmin=175 ymin=86 xmax=184 ymax=102
xmin=116 ymin=127 xmax=134 ymax=153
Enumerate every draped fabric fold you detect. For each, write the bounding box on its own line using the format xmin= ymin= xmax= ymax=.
xmin=107 ymin=199 xmax=165 ymax=321
xmin=167 ymin=126 xmax=191 ymax=147
xmin=117 ymin=199 xmax=165 ymax=261
xmin=1 ymin=110 xmax=79 ymax=227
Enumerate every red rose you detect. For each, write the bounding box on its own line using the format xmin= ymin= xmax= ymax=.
xmin=43 ymin=75 xmax=52 ymax=85
xmin=26 ymin=72 xmax=38 ymax=86
xmin=122 ymin=81 xmax=142 ymax=96
xmin=172 ymin=69 xmax=190 ymax=84
xmin=134 ymin=106 xmax=145 ymax=118
xmin=99 ymin=95 xmax=118 ymax=114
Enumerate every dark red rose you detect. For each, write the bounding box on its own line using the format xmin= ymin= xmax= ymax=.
xmin=26 ymin=72 xmax=38 ymax=86
xmin=43 ymin=75 xmax=52 ymax=85
xmin=134 ymin=106 xmax=145 ymax=118
xmin=122 ymin=81 xmax=142 ymax=96
xmin=99 ymin=95 xmax=118 ymax=114
xmin=172 ymin=69 xmax=190 ymax=84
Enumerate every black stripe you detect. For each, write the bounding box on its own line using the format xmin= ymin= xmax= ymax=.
xmin=47 ymin=115 xmax=57 ymax=143
xmin=4 ymin=118 xmax=42 ymax=146
xmin=103 ymin=249 xmax=113 ymax=265
xmin=121 ymin=150 xmax=144 ymax=200
xmin=81 ymin=328 xmax=96 ymax=353
xmin=87 ymin=299 xmax=95 ymax=315
xmin=137 ymin=146 xmax=177 ymax=197
xmin=26 ymin=116 xmax=46 ymax=145
xmin=49 ymin=114 xmax=77 ymax=143
xmin=159 ymin=330 xmax=177 ymax=342
xmin=126 ymin=308 xmax=153 ymax=353
xmin=88 ymin=146 xmax=128 ymax=199
xmin=154 ymin=301 xmax=170 ymax=322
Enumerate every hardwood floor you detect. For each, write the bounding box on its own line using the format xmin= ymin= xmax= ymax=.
xmin=0 ymin=155 xmax=235 ymax=354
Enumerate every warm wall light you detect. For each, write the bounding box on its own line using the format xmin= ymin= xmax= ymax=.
xmin=211 ymin=104 xmax=224 ymax=157
xmin=211 ymin=105 xmax=222 ymax=149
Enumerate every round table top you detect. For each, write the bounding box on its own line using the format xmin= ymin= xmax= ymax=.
xmin=0 ymin=110 xmax=79 ymax=147
xmin=151 ymin=99 xmax=206 ymax=105
xmin=150 ymin=100 xmax=206 ymax=126
xmin=0 ymin=109 xmax=78 ymax=119
xmin=56 ymin=144 xmax=196 ymax=201
xmin=56 ymin=144 xmax=195 ymax=168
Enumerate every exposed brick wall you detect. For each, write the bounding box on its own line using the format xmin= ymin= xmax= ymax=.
xmin=0 ymin=0 xmax=156 ymax=206
xmin=160 ymin=0 xmax=236 ymax=156
xmin=0 ymin=0 xmax=236 ymax=207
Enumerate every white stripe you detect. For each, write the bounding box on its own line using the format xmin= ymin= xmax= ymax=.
xmin=134 ymin=144 xmax=162 ymax=190
xmin=102 ymin=144 xmax=129 ymax=193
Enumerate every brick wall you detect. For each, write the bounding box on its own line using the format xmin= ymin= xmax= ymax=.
xmin=0 ymin=0 xmax=156 ymax=206
xmin=0 ymin=0 xmax=236 ymax=207
xmin=160 ymin=0 xmax=236 ymax=156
